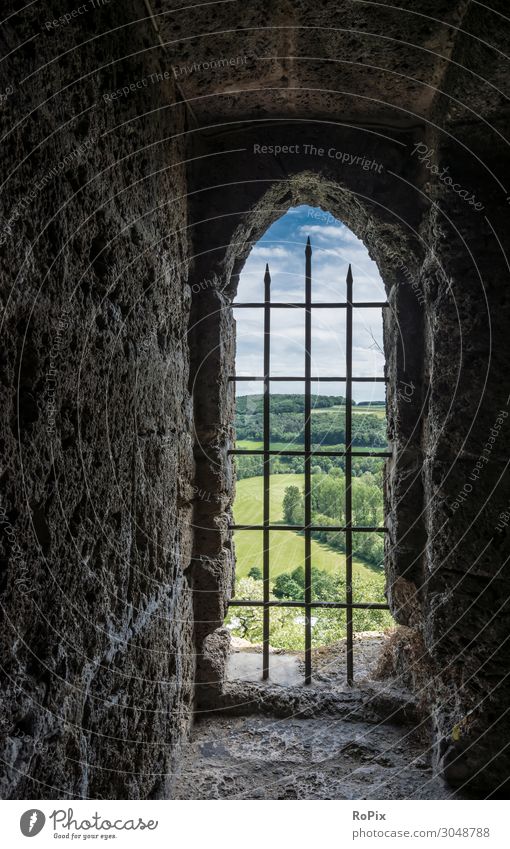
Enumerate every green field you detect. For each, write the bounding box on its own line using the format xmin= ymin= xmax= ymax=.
xmin=236 ymin=439 xmax=346 ymax=451
xmin=313 ymin=403 xmax=386 ymax=419
xmin=233 ymin=473 xmax=382 ymax=588
xmin=236 ymin=439 xmax=388 ymax=453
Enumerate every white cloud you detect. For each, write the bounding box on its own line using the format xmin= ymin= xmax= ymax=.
xmin=250 ymin=246 xmax=293 ymax=259
xmin=299 ymin=224 xmax=344 ymax=240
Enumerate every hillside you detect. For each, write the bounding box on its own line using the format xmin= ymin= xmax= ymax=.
xmin=236 ymin=394 xmax=387 ymax=446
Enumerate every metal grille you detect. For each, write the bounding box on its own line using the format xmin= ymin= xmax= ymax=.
xmin=228 ymin=238 xmax=390 ymax=684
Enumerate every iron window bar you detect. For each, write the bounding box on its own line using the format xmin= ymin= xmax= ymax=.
xmin=229 ymin=600 xmax=389 ymax=610
xmin=230 ymin=450 xmax=392 ymax=457
xmin=230 ymin=376 xmax=387 ymax=381
xmin=263 ymin=263 xmax=271 ymax=679
xmin=229 ymin=239 xmax=390 ymax=685
xmin=231 ymin=524 xmax=387 ymax=533
xmin=304 ymin=237 xmax=313 ymax=683
xmin=233 ymin=302 xmax=389 ymax=309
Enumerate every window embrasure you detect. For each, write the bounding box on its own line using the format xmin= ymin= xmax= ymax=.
xmin=226 ymin=209 xmax=392 ymax=684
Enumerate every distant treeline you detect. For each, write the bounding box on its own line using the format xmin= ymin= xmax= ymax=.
xmin=236 ymin=394 xmax=387 ymax=447
xmin=236 ymin=394 xmax=346 ymax=414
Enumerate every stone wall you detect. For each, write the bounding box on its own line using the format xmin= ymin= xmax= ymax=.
xmin=0 ymin=2 xmax=195 ymax=799
xmin=418 ymin=134 xmax=510 ymax=793
xmin=0 ymin=0 xmax=509 ymax=800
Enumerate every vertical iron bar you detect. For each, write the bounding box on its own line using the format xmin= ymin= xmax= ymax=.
xmin=304 ymin=238 xmax=312 ymax=685
xmin=263 ymin=263 xmax=271 ymax=680
xmin=345 ymin=264 xmax=354 ymax=685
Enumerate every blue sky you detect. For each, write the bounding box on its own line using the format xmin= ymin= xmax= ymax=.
xmin=234 ymin=205 xmax=386 ymax=403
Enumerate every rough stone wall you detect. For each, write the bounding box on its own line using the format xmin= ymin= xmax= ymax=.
xmin=188 ymin=277 xmax=236 ymax=701
xmin=0 ymin=2 xmax=195 ymax=798
xmin=154 ymin=0 xmax=472 ymax=126
xmin=416 ymin=1 xmax=510 ymax=792
xmin=418 ymin=134 xmax=510 ymax=793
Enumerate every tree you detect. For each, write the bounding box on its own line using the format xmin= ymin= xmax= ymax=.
xmin=290 ymin=565 xmax=305 ymax=586
xmin=282 ymin=485 xmax=303 ymax=524
xmin=273 ymin=573 xmax=303 ymax=600
xmin=248 ymin=566 xmax=262 ymax=580
xmin=310 ymin=566 xmax=338 ymax=601
xmin=311 ymin=474 xmax=344 ymax=521
xmin=272 ymin=565 xmax=338 ymax=602
xmin=225 ymin=573 xmax=393 ymax=650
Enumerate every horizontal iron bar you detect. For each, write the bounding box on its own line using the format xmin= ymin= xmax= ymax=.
xmin=233 ymin=302 xmax=389 ymax=309
xmin=230 ymin=524 xmax=387 ymax=533
xmin=229 ymin=449 xmax=392 ymax=457
xmin=228 ymin=599 xmax=389 ymax=610
xmin=230 ymin=376 xmax=388 ymax=382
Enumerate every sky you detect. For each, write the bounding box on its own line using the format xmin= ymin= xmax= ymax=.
xmin=234 ymin=205 xmax=386 ymax=403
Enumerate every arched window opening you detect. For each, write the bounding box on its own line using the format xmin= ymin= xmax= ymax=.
xmin=225 ymin=206 xmax=393 ymax=685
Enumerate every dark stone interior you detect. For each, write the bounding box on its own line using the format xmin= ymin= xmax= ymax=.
xmin=0 ymin=0 xmax=509 ymax=799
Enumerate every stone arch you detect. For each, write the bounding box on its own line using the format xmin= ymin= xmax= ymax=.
xmin=222 ymin=172 xmax=424 ymax=303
